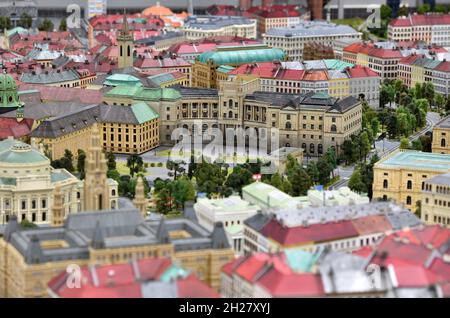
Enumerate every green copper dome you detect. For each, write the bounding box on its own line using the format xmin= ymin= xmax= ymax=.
xmin=0 ymin=73 xmax=17 ymax=90
xmin=0 ymin=73 xmax=22 ymax=109
xmin=0 ymin=142 xmax=48 ymax=164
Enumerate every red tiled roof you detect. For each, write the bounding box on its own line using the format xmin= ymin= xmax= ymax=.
xmin=399 ymin=54 xmax=421 ymax=65
xmin=390 ymin=264 xmax=443 ymax=288
xmin=0 ymin=118 xmax=33 ymax=139
xmin=169 ymin=39 xmax=261 ymax=56
xmin=343 ymin=42 xmax=367 ymax=54
xmin=393 ymin=225 xmax=450 ymax=249
xmin=261 ymin=219 xmax=359 ymax=246
xmin=390 ymin=14 xmax=450 ymax=27
xmin=368 ymin=47 xmax=403 ymax=59
xmin=230 ymin=62 xmax=305 ymax=81
xmin=257 ymin=271 xmax=325 ymax=297
xmin=48 ymin=257 xmax=217 ymax=298
xmin=19 ymin=84 xmax=103 ymax=104
xmin=352 ymin=246 xmax=374 ymax=258
xmin=346 ymin=65 xmax=379 ymax=78
xmin=177 ymin=275 xmax=220 ymax=298
xmin=433 ymin=61 xmax=450 ymax=72
xmin=302 ymin=70 xmax=329 ymax=81
xmin=351 ymin=214 xmax=392 ymax=235
xmin=389 ymin=18 xmax=413 ymax=27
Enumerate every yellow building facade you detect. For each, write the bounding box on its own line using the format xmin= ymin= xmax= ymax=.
xmin=422 ymin=173 xmax=450 ymax=228
xmin=373 ymin=150 xmax=450 ymax=211
xmin=0 ymin=210 xmax=234 ymax=297
xmin=432 ymin=116 xmax=450 ymax=154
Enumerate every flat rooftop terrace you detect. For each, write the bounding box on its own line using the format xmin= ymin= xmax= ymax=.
xmin=377 ymin=150 xmax=450 ymax=171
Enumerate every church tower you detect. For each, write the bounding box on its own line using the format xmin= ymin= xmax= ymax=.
xmin=117 ymin=10 xmax=134 ymax=69
xmin=84 ymin=124 xmax=110 ymax=211
xmin=133 ymin=176 xmax=147 ymax=218
xmin=51 ymin=185 xmax=64 ymax=227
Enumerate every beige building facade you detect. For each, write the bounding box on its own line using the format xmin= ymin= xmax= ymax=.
xmin=373 ymin=150 xmax=450 ymax=211
xmin=421 ymin=173 xmax=450 ymax=228
xmin=432 ymin=116 xmax=450 ymax=154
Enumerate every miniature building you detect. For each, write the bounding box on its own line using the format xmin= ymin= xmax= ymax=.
xmin=373 ymin=150 xmax=450 ymax=211
xmin=0 ymin=208 xmax=234 ymax=297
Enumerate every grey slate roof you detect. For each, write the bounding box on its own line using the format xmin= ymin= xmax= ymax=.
xmin=183 ymin=201 xmax=198 ymax=222
xmin=20 ymin=69 xmax=80 ymax=84
xmin=211 ymin=222 xmax=230 ymax=249
xmin=245 ymin=91 xmax=360 ymax=112
xmin=27 ymin=102 xmax=154 ymax=138
xmin=184 ymin=15 xmax=255 ymax=30
xmin=425 ymin=173 xmax=450 ymax=186
xmin=135 ymin=31 xmax=184 ymax=45
xmin=30 ymin=104 xmax=101 ymax=138
xmin=156 ymin=217 xmax=171 ymax=244
xmin=141 ymin=281 xmax=178 ymax=298
xmin=4 ymin=208 xmax=231 ymax=264
xmin=435 ymin=115 xmax=450 ymax=129
xmin=174 ymin=86 xmax=219 ymax=98
xmin=244 ymin=213 xmax=271 ymax=232
xmin=100 ymin=104 xmax=142 ymax=125
xmin=0 ymin=101 xmax=95 ymax=120
xmin=272 ymin=201 xmax=415 ymax=228
xmin=265 ymin=21 xmax=359 ymax=38
xmin=319 ymin=251 xmax=380 ymax=294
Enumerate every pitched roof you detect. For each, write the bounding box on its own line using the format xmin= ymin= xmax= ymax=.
xmin=257 ymin=271 xmax=325 ymax=297
xmin=261 ymin=219 xmax=359 ymax=246
xmin=346 ymin=65 xmax=379 ymax=78
xmin=0 ymin=118 xmax=33 ymax=139
xmin=47 ymin=257 xmax=218 ymax=298
xmin=19 ymin=84 xmax=104 ymax=104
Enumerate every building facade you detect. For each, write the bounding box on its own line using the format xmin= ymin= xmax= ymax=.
xmin=228 ymin=61 xmax=380 ymax=107
xmin=422 ymin=173 xmax=450 ymax=228
xmin=103 ymin=77 xmax=362 ymax=157
xmin=243 ymin=201 xmax=420 ymax=255
xmin=182 ymin=16 xmax=257 ymax=40
xmin=263 ymin=21 xmax=361 ymax=62
xmin=192 ymin=45 xmax=286 ymax=89
xmin=0 ymin=138 xmax=81 ymax=225
xmin=373 ymin=150 xmax=450 ymax=211
xmin=432 ymin=116 xmax=450 ymax=154
xmin=194 ymin=196 xmax=260 ymax=254
xmin=0 ymin=209 xmax=234 ymax=297
xmin=388 ymin=14 xmax=450 ymax=46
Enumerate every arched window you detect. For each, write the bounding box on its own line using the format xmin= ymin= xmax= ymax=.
xmin=228 ymin=111 xmax=233 ymax=118
xmin=202 ymin=124 xmax=208 ymax=133
xmin=442 ymin=139 xmax=446 ymax=147
xmin=318 ymin=144 xmax=323 ymax=154
xmin=127 ymin=45 xmax=131 ymax=57
xmin=228 ymin=99 xmax=233 ymax=108
xmin=285 ymin=122 xmax=291 ymax=129
xmin=112 ymin=189 xmax=116 ymax=196
xmin=310 ymin=143 xmax=315 ymax=153
xmin=407 ymin=180 xmax=412 ymax=190
xmin=302 ymin=143 xmax=306 ymax=150
xmin=331 ymin=124 xmax=337 ymax=132
xmin=382 ymin=195 xmax=388 ymax=201
xmin=383 ymin=179 xmax=388 ymax=189
xmin=406 ymin=196 xmax=412 ymax=205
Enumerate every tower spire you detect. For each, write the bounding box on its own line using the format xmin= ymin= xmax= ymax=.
xmin=133 ymin=176 xmax=147 ymax=218
xmin=122 ymin=8 xmax=129 ymax=35
xmin=83 ymin=123 xmax=110 ymax=211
